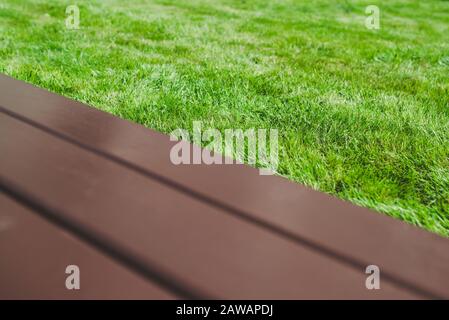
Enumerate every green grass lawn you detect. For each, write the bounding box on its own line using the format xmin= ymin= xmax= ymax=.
xmin=0 ymin=0 xmax=448 ymax=235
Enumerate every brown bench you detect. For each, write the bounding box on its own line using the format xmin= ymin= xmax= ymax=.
xmin=1 ymin=74 xmax=448 ymax=299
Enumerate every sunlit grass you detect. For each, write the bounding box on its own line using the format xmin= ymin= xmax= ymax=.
xmin=0 ymin=0 xmax=448 ymax=235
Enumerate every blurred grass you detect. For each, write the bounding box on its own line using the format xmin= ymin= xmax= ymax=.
xmin=0 ymin=0 xmax=448 ymax=235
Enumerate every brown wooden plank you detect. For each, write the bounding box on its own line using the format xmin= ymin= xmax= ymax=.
xmin=0 ymin=74 xmax=448 ymax=298
xmin=0 ymin=113 xmax=419 ymax=299
xmin=0 ymin=192 xmax=176 ymax=299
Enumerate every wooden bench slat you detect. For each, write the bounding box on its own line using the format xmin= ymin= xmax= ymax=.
xmin=0 ymin=74 xmax=448 ymax=298
xmin=0 ymin=193 xmax=175 ymax=299
xmin=0 ymin=113 xmax=419 ymax=299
